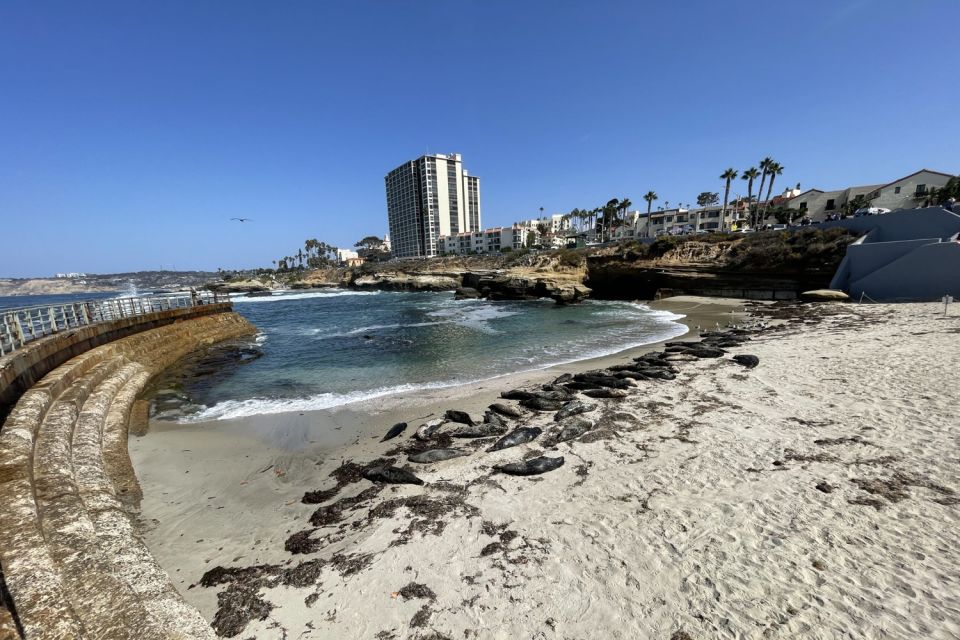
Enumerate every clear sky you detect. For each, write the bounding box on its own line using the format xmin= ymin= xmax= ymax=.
xmin=2 ymin=0 xmax=958 ymax=278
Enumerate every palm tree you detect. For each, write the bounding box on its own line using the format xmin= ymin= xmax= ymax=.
xmin=720 ymin=168 xmax=738 ymax=232
xmin=643 ymin=191 xmax=658 ymax=215
xmin=762 ymin=161 xmax=784 ymax=220
xmin=741 ymin=167 xmax=760 ymax=227
xmin=619 ymin=197 xmax=633 ymax=227
xmin=755 ymin=157 xmax=773 ymax=222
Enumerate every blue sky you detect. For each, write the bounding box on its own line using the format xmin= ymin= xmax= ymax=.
xmin=2 ymin=0 xmax=958 ymax=277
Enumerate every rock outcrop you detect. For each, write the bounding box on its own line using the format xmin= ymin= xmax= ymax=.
xmin=462 ymin=272 xmax=590 ymax=304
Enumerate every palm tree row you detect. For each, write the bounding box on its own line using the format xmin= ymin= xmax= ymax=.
xmin=717 ymin=158 xmax=786 ymax=230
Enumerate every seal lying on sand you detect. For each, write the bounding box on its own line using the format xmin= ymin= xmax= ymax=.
xmin=450 ymin=421 xmax=508 ymax=438
xmin=582 ymin=388 xmax=629 ymax=399
xmin=444 ymin=409 xmax=474 ymax=425
xmin=488 ymin=426 xmax=542 ymax=452
xmin=554 ymin=400 xmax=596 ymax=421
xmin=547 ymin=417 xmax=593 ymax=445
xmin=381 ymin=422 xmax=408 ymax=442
xmin=361 ymin=465 xmax=424 ymax=485
xmin=494 ymin=456 xmax=565 ymax=476
xmin=408 ymin=448 xmax=465 ymax=464
xmin=489 ymin=403 xmax=522 ymax=418
xmin=733 ymin=354 xmax=760 ymax=369
xmin=414 ymin=419 xmax=445 ymax=441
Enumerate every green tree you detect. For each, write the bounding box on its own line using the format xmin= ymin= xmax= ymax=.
xmin=619 ymin=197 xmax=633 ymax=227
xmin=696 ymin=192 xmax=719 ymax=208
xmin=643 ymin=191 xmax=658 ymax=215
xmin=755 ymin=157 xmax=773 ymax=220
xmin=762 ymin=161 xmax=784 ymax=219
xmin=720 ymin=168 xmax=738 ymax=231
xmin=741 ymin=167 xmax=760 ymax=227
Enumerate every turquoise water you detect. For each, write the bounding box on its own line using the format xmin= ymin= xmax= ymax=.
xmin=180 ymin=289 xmax=687 ymax=421
xmin=0 ymin=289 xmax=688 ymax=421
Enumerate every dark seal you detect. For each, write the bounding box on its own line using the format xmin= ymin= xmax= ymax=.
xmin=494 ymin=456 xmax=565 ymax=476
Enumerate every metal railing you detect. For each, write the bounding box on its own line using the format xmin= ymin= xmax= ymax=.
xmin=0 ymin=291 xmax=230 ymax=357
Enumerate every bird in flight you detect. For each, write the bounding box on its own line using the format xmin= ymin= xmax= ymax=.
xmin=230 ymin=217 xmax=253 ymax=222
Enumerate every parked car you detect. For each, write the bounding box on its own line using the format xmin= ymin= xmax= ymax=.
xmin=854 ymin=207 xmax=891 ymax=217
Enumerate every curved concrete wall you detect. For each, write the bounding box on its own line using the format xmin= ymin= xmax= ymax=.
xmin=0 ymin=309 xmax=256 ymax=639
xmin=0 ymin=303 xmax=236 ymax=424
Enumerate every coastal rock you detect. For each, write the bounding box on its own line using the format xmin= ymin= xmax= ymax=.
xmin=554 ymin=401 xmax=597 ymax=422
xmin=488 ymin=427 xmax=543 ymax=452
xmin=352 ymin=273 xmax=460 ymax=292
xmin=408 ymin=449 xmax=466 ymax=464
xmin=361 ymin=465 xmax=424 ymax=485
xmin=733 ymin=354 xmax=760 ymax=369
xmin=381 ymin=422 xmax=408 ymax=442
xmin=582 ymin=388 xmax=629 ymax=399
xmin=801 ymin=289 xmax=850 ymax=302
xmin=206 ymin=279 xmax=272 ymax=293
xmin=494 ymin=456 xmax=565 ymax=476
xmin=474 ymin=273 xmax=591 ymax=305
xmin=444 ymin=410 xmax=474 ymax=425
xmin=488 ymin=403 xmax=522 ymax=418
xmin=454 ymin=287 xmax=482 ymax=300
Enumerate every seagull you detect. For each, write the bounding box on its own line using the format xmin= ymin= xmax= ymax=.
xmin=230 ymin=217 xmax=253 ymax=222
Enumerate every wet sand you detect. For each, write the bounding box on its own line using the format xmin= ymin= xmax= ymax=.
xmin=129 ymin=297 xmax=960 ymax=638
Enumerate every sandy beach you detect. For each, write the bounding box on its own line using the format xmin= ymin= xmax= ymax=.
xmin=128 ymin=296 xmax=960 ymax=639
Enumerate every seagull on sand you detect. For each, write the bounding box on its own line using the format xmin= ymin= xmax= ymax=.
xmin=230 ymin=217 xmax=253 ymax=222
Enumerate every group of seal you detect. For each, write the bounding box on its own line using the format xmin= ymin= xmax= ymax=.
xmin=363 ymin=327 xmax=760 ymax=486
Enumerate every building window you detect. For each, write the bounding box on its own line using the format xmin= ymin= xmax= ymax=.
xmin=894 ymin=186 xmax=901 ymax=194
xmin=915 ymin=184 xmax=926 ymax=196
xmin=825 ymin=199 xmax=835 ymax=211
xmin=799 ymin=202 xmax=807 ymax=212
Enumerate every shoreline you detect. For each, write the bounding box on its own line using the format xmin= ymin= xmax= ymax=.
xmin=128 ymin=297 xmax=960 ymax=638
xmin=148 ymin=296 xmax=751 ymax=449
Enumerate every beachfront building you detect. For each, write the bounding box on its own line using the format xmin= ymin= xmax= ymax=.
xmin=786 ymin=169 xmax=955 ymax=221
xmin=336 ymin=248 xmax=359 ymax=264
xmin=439 ymin=226 xmax=529 ymax=255
xmin=384 ymin=153 xmax=482 ymax=258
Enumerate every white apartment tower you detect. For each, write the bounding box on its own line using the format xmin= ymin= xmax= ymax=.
xmin=385 ymin=153 xmax=482 ymax=258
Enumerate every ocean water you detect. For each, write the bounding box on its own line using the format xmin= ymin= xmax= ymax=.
xmin=0 ymin=289 xmax=688 ymax=421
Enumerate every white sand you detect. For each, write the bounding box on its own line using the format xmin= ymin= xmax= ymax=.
xmin=129 ymin=298 xmax=960 ymax=639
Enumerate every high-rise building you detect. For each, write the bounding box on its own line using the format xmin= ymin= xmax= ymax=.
xmin=384 ymin=153 xmax=482 ymax=258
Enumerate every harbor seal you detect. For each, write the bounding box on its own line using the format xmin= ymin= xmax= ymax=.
xmin=361 ymin=465 xmax=424 ymax=485
xmin=554 ymin=400 xmax=597 ymax=422
xmin=494 ymin=456 xmax=565 ymax=476
xmin=520 ymin=396 xmax=566 ymax=411
xmin=489 ymin=403 xmax=522 ymax=418
xmin=408 ymin=448 xmax=466 ymax=464
xmin=582 ymin=388 xmax=629 ymax=399
xmin=444 ymin=409 xmax=474 ymax=425
xmin=548 ymin=417 xmax=593 ymax=444
xmin=381 ymin=422 xmax=408 ymax=442
xmin=450 ymin=421 xmax=508 ymax=438
xmin=733 ymin=354 xmax=760 ymax=369
xmin=487 ymin=426 xmax=542 ymax=452
xmin=414 ymin=419 xmax=445 ymax=441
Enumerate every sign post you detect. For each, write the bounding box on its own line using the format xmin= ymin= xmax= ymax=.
xmin=944 ymin=295 xmax=954 ymax=316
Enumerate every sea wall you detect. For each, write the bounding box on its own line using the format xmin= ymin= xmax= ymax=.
xmin=0 ymin=310 xmax=256 ymax=639
xmin=0 ymin=303 xmax=235 ymax=424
